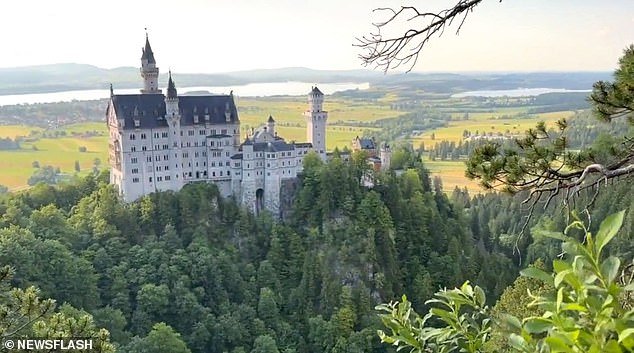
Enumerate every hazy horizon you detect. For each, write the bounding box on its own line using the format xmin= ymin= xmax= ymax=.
xmin=3 ymin=0 xmax=633 ymax=73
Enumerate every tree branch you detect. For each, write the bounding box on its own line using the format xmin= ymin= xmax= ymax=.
xmin=355 ymin=0 xmax=493 ymax=72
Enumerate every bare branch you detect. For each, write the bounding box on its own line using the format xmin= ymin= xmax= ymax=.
xmin=355 ymin=0 xmax=491 ymax=72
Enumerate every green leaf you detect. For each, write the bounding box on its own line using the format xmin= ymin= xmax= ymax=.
xmin=500 ymin=313 xmax=522 ymax=332
xmin=508 ymin=333 xmax=529 ymax=351
xmin=474 ymin=286 xmax=486 ymax=307
xmin=523 ymin=317 xmax=553 ymax=334
xmin=545 ymin=336 xmax=575 ymax=353
xmin=521 ymin=267 xmax=554 ymax=286
xmin=619 ymin=328 xmax=634 ymax=343
xmin=554 ymin=269 xmax=572 ymax=288
xmin=595 ymin=210 xmax=626 ymax=255
xmin=600 ymin=256 xmax=621 ymax=285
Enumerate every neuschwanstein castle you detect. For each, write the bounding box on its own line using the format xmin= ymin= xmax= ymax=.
xmin=107 ymin=35 xmax=391 ymax=215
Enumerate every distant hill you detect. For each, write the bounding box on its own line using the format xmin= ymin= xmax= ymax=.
xmin=0 ymin=63 xmax=612 ymax=95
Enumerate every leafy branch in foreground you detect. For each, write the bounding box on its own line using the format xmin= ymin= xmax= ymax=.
xmin=376 ymin=210 xmax=634 ymax=353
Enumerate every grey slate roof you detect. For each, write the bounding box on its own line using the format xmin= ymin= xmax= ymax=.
xmin=355 ymin=137 xmax=376 ymax=150
xmin=252 ymin=141 xmax=295 ymax=152
xmin=111 ymin=94 xmax=239 ymax=129
xmin=310 ymin=86 xmax=323 ymax=95
xmin=293 ymin=142 xmax=313 ymax=148
xmin=141 ymin=35 xmax=156 ymax=64
xmin=167 ymin=72 xmax=177 ymax=98
xmin=208 ymin=134 xmax=232 ymax=138
xmin=230 ymin=153 xmax=243 ymax=160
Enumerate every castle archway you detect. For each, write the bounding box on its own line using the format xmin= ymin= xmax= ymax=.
xmin=255 ymin=188 xmax=264 ymax=214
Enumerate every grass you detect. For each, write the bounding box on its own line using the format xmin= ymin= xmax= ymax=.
xmin=0 ymin=125 xmax=42 ymax=138
xmin=411 ymin=110 xmax=576 ymax=147
xmin=424 ymin=160 xmax=484 ymax=195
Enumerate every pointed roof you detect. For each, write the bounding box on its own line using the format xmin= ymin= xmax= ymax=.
xmin=310 ymin=86 xmax=323 ymax=96
xmin=167 ymin=71 xmax=177 ymax=99
xmin=267 ymin=115 xmax=275 ymax=123
xmin=141 ymin=33 xmax=156 ymax=64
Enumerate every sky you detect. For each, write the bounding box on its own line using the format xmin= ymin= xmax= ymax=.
xmin=2 ymin=0 xmax=633 ymax=73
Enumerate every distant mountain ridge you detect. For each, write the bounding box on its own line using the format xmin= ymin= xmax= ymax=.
xmin=0 ymin=63 xmax=612 ymax=96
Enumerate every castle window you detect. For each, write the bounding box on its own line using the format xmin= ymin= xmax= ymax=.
xmin=132 ymin=177 xmax=139 ymax=183
xmin=225 ymin=161 xmax=230 ymax=166
xmin=221 ymin=129 xmax=227 ymax=134
xmin=155 ymin=155 xmax=160 ymax=161
xmin=247 ymin=173 xmax=250 ymax=177
xmin=131 ymin=157 xmax=138 ymax=164
xmin=188 ymin=130 xmax=194 ymax=136
xmin=180 ymin=131 xmax=183 ymax=136
xmin=163 ymin=144 xmax=168 ymax=150
xmin=267 ymin=163 xmax=270 ymax=167
xmin=210 ymin=141 xmax=214 ymax=147
xmin=195 ymin=152 xmax=199 ymax=157
xmin=173 ymin=142 xmax=177 ymax=147
xmin=202 ymin=151 xmax=207 ymax=157
xmin=157 ymin=176 xmax=162 ymax=182
xmin=212 ymin=172 xmax=216 ymax=177
xmin=187 ymin=142 xmax=191 ymax=147
xmin=162 ymin=132 xmax=168 ymax=138
xmin=165 ymin=175 xmax=171 ymax=181
xmin=220 ymin=171 xmax=223 ymax=176
xmin=211 ymin=162 xmax=215 ymax=167
xmin=203 ymin=162 xmax=206 ymax=166
xmin=164 ymin=155 xmax=168 ymax=160
xmin=147 ymin=156 xmax=152 ymax=162
xmin=194 ymin=142 xmax=198 ymax=147
xmin=154 ymin=132 xmax=159 ymax=138
xmin=227 ymin=170 xmax=231 ymax=176
xmin=149 ymin=177 xmax=153 ymax=182
xmin=131 ymin=168 xmax=139 ymax=174
xmin=267 ymin=172 xmax=270 ymax=176
xmin=199 ymin=130 xmax=206 ymax=135
xmin=142 ymin=146 xmax=147 ymax=151
xmin=131 ymin=146 xmax=136 ymax=152
xmin=226 ymin=152 xmax=230 ymax=157
xmin=130 ymin=134 xmax=136 ymax=140
xmin=141 ymin=133 xmax=146 ymax=139
xmin=165 ymin=166 xmax=169 ymax=171
xmin=183 ymin=152 xmax=188 ymax=158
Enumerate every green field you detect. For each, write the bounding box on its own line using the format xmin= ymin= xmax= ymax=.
xmin=424 ymin=160 xmax=484 ymax=194
xmin=0 ymin=125 xmax=42 ymax=138
xmin=411 ymin=110 xmax=576 ymax=147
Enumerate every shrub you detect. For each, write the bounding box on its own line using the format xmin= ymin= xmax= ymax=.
xmin=376 ymin=210 xmax=634 ymax=353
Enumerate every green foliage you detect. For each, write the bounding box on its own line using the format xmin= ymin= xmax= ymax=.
xmin=376 ymin=282 xmax=490 ymax=353
xmin=376 ymin=210 xmax=634 ymax=353
xmin=0 ymin=266 xmax=114 ymax=352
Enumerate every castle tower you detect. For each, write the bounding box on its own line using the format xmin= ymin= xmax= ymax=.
xmin=140 ymin=33 xmax=162 ymax=94
xmin=380 ymin=143 xmax=392 ymax=171
xmin=267 ymin=115 xmax=276 ymax=137
xmin=303 ymin=86 xmax=328 ymax=160
xmin=165 ymin=71 xmax=183 ymax=190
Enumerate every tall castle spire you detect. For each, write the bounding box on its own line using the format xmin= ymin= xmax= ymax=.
xmin=141 ymin=32 xmax=156 ymax=64
xmin=167 ymin=70 xmax=177 ymax=99
xmin=140 ymin=31 xmax=161 ymax=94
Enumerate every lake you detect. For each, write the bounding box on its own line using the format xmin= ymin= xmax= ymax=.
xmin=0 ymin=81 xmax=370 ymax=106
xmin=451 ymin=87 xmax=591 ymax=98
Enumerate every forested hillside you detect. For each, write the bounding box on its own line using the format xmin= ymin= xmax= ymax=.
xmin=0 ymin=151 xmax=505 ymax=353
xmin=0 ymin=147 xmax=632 ymax=353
